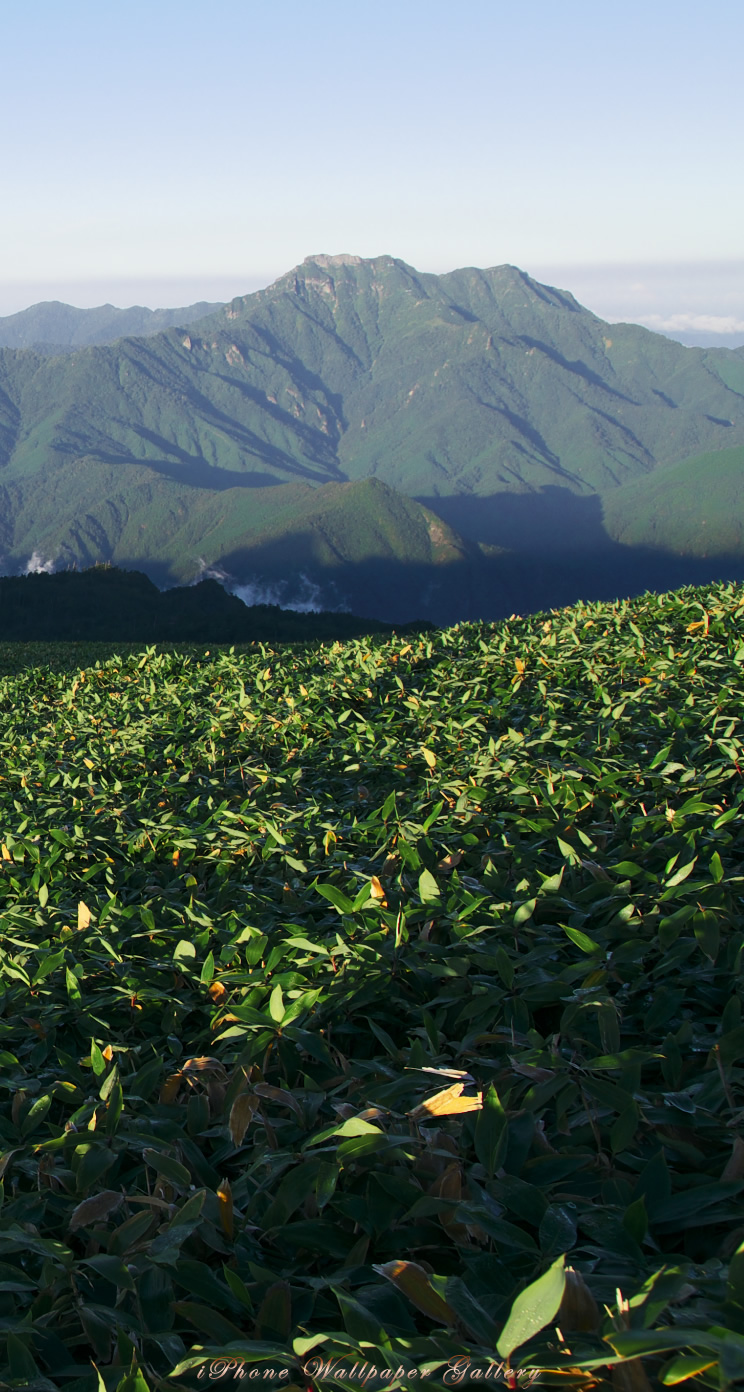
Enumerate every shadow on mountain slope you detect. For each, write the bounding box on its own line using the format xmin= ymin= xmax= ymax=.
xmin=8 ymin=544 xmax=744 ymax=640
xmin=216 ymin=521 xmax=744 ymax=626
xmin=419 ymin=487 xmax=621 ymax=552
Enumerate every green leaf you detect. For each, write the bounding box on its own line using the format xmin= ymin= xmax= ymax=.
xmin=539 ymin=1205 xmax=577 ymax=1257
xmin=83 ymin=1254 xmax=136 ymax=1290
xmin=728 ymin=1239 xmax=744 ymax=1309
xmin=694 ymin=910 xmax=720 ymax=962
xmin=7 ymin=1333 xmax=40 ymax=1381
xmin=474 ymin=1083 xmax=509 ymax=1178
xmin=143 ymin=1148 xmax=191 ymax=1188
xmin=305 ymin=1116 xmax=384 ymax=1148
xmin=316 ymin=883 xmax=355 ymax=914
xmin=622 ymin=1195 xmax=648 ymax=1245
xmin=514 ymin=897 xmax=536 ymax=926
xmin=709 ymin=851 xmax=725 ymax=884
xmin=268 ymin=983 xmax=285 ymax=1023
xmin=496 ymin=1255 xmax=566 ymax=1359
xmin=563 ymin=925 xmax=601 ymax=954
xmin=254 ymin=1280 xmax=292 ymax=1343
xmin=665 ymin=857 xmax=697 ymax=887
xmin=65 ymin=966 xmax=82 ymax=1006
xmin=172 ymin=1301 xmax=247 ymax=1343
xmin=720 ymin=1026 xmax=744 ymax=1067
xmin=418 ymin=868 xmax=441 ymax=903
xmin=116 ymin=1357 xmax=153 ymax=1392
xmin=661 ymin=1353 xmax=719 ymax=1384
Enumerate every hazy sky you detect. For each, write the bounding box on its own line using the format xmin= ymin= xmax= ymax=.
xmin=2 ymin=0 xmax=743 ymax=330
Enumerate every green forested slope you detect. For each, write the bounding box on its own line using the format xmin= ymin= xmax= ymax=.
xmin=602 ymin=444 xmax=744 ymax=555
xmin=2 ymin=255 xmax=744 ymax=616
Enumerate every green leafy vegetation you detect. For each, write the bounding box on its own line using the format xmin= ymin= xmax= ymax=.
xmin=2 ymin=256 xmax=744 ymax=620
xmin=0 ymin=578 xmax=743 ymax=1388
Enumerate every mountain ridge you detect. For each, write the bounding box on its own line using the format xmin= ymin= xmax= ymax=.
xmin=1 ymin=253 xmax=744 ymax=620
xmin=0 ymin=297 xmax=223 ymax=353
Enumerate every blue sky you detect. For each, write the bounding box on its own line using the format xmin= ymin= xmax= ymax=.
xmin=2 ymin=0 xmax=743 ymax=331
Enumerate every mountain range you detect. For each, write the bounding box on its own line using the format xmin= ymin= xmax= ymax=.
xmin=0 ymin=298 xmax=221 ymax=353
xmin=2 ymin=253 xmax=744 ymax=622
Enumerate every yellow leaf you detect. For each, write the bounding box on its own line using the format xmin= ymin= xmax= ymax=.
xmin=83 ymin=758 xmax=95 ymax=770
xmin=515 ymin=657 xmax=526 ymax=674
xmin=421 ymin=747 xmax=437 ymax=769
xmin=370 ymin=875 xmax=385 ymax=899
xmin=172 ymin=849 xmax=180 ymax=867
xmin=208 ymin=980 xmax=227 ymax=1003
xmin=1 ymin=845 xmax=11 ymax=862
xmin=159 ymin=1073 xmax=183 ymax=1104
xmin=77 ymin=901 xmax=91 ymax=931
xmin=408 ymin=1082 xmax=483 ymax=1120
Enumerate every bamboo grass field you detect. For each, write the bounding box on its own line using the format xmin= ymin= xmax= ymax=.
xmin=0 ymin=581 xmax=743 ymax=1389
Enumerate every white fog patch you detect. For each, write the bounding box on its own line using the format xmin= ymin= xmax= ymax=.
xmin=190 ymin=559 xmax=348 ymax=613
xmin=23 ymin=551 xmax=56 ymax=574
xmin=193 ymin=556 xmax=232 ymax=583
xmin=234 ymin=573 xmax=347 ymax=614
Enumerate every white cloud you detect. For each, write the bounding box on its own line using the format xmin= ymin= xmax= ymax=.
xmin=234 ymin=574 xmax=345 ymax=614
xmin=638 ymin=312 xmax=744 ymax=335
xmin=23 ymin=551 xmax=55 ymax=574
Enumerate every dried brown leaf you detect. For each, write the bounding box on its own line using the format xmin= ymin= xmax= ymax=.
xmin=374 ymin=1259 xmax=457 ymax=1324
xmin=69 ymin=1190 xmax=123 ymax=1232
xmin=182 ymin=1056 xmax=229 ymax=1080
xmin=509 ymin=1059 xmax=556 ymax=1082
xmin=229 ymin=1093 xmax=259 ymax=1148
xmin=254 ymin=1083 xmax=304 ymax=1120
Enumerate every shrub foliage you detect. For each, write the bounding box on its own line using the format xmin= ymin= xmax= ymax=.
xmin=0 ymin=581 xmax=743 ymax=1389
